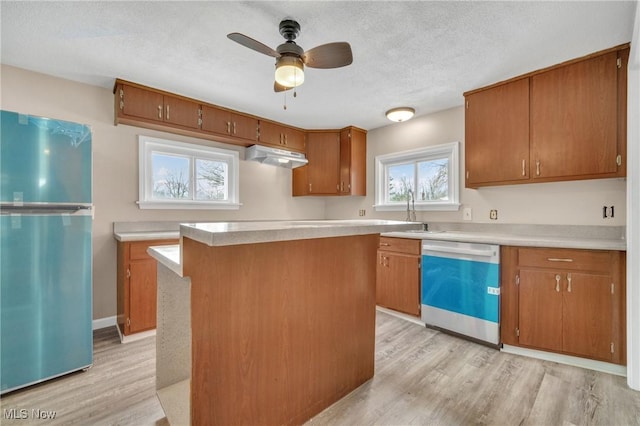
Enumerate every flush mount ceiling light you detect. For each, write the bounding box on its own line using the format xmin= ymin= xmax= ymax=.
xmin=275 ymin=56 xmax=305 ymax=88
xmin=386 ymin=107 xmax=415 ymax=122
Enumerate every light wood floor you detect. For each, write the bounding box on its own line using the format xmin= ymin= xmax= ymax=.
xmin=1 ymin=311 xmax=639 ymax=425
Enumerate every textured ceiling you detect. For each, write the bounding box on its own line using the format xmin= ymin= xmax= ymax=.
xmin=0 ymin=1 xmax=636 ymax=131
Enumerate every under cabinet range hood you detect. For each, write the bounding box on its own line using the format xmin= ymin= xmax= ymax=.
xmin=246 ymin=145 xmax=308 ymax=169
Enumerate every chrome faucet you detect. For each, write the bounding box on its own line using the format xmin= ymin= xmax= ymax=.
xmin=405 ymin=189 xmax=417 ymax=222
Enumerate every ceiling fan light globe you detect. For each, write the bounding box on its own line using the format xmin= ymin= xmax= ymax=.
xmin=275 ymin=56 xmax=305 ymax=87
xmin=386 ymin=107 xmax=415 ymax=122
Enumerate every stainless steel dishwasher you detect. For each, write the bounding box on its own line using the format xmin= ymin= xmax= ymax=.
xmin=421 ymin=240 xmax=500 ymax=346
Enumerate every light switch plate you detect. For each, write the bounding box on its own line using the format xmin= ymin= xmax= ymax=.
xmin=463 ymin=207 xmax=472 ymax=221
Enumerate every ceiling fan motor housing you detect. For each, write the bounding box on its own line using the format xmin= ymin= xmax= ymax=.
xmin=279 ymin=19 xmax=300 ymax=41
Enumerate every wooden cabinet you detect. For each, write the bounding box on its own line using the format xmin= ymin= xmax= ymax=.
xmin=376 ymin=237 xmax=421 ymax=317
xmin=259 ymin=120 xmax=306 ymax=152
xmin=117 ymin=239 xmax=178 ymax=336
xmin=293 ymin=131 xmax=340 ymax=195
xmin=200 ymin=105 xmax=258 ymax=142
xmin=116 ymin=82 xmax=200 ymax=130
xmin=339 ymin=127 xmax=367 ymax=196
xmin=292 ymin=127 xmax=367 ymax=196
xmin=531 ymin=51 xmax=619 ymax=180
xmin=465 ymin=78 xmax=530 ymax=186
xmin=500 ymin=246 xmax=626 ymax=364
xmin=464 ymin=44 xmax=628 ymax=188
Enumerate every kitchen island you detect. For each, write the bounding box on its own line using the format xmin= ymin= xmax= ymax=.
xmin=149 ymin=220 xmax=420 ymax=426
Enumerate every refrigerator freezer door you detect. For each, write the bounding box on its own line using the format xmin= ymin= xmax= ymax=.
xmin=0 ymin=110 xmax=92 ymax=204
xmin=1 ymin=213 xmax=93 ymax=393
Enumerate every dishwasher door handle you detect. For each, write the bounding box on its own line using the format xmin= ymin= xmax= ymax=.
xmin=422 ymin=245 xmax=496 ymax=258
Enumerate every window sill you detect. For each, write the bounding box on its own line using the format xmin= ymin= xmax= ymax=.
xmin=373 ymin=203 xmax=460 ymax=212
xmin=137 ymin=201 xmax=242 ymax=210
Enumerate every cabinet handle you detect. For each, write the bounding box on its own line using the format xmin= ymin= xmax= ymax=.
xmin=280 ymin=133 xmax=284 ymax=144
xmin=522 ymin=159 xmax=526 ymax=176
xmin=126 ymin=268 xmax=131 ymax=279
xmin=555 ymin=274 xmax=561 ymax=292
xmin=284 ymin=134 xmax=288 ymax=145
xmin=380 ymin=243 xmax=390 ymax=247
xmin=158 ymin=105 xmax=162 ymax=119
xmin=547 ymin=258 xmax=573 ymax=262
xmin=226 ymin=121 xmax=231 ymax=134
xmin=166 ymin=104 xmax=170 ymax=120
xmin=309 ymin=183 xmax=312 ymax=192
xmin=233 ymin=121 xmax=237 ymax=135
xmin=567 ymin=273 xmax=572 ymax=293
xmin=536 ymin=160 xmax=541 ymax=176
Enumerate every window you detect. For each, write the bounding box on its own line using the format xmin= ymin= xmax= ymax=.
xmin=374 ymin=141 xmax=460 ymax=211
xmin=138 ymin=136 xmax=240 ymax=209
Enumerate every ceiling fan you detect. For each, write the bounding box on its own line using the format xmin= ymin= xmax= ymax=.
xmin=227 ymin=19 xmax=353 ymax=92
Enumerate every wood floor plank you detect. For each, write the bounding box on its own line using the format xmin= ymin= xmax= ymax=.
xmin=1 ymin=312 xmax=638 ymax=426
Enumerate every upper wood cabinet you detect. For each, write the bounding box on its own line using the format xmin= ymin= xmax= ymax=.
xmin=116 ymin=83 xmax=200 ymax=130
xmin=292 ymin=127 xmax=367 ymax=197
xmin=258 ymin=120 xmax=306 ymax=152
xmin=200 ymin=105 xmax=258 ymax=142
xmin=500 ymin=246 xmax=626 ymax=365
xmin=531 ymin=51 xmax=619 ymax=180
xmin=293 ymin=131 xmax=340 ymax=195
xmin=464 ymin=44 xmax=629 ymax=188
xmin=339 ymin=127 xmax=366 ymax=196
xmin=465 ymin=78 xmax=530 ymax=186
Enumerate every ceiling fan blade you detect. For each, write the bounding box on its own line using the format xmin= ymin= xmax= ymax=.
xmin=302 ymin=42 xmax=353 ymax=69
xmin=227 ymin=32 xmax=279 ymax=58
xmin=274 ymin=81 xmax=293 ymax=92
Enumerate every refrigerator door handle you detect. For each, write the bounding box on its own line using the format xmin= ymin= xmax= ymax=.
xmin=0 ymin=203 xmax=92 ymax=214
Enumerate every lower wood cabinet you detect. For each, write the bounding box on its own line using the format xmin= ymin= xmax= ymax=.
xmin=501 ymin=246 xmax=626 ymax=364
xmin=376 ymin=237 xmax=421 ymax=317
xmin=117 ymin=239 xmax=178 ymax=336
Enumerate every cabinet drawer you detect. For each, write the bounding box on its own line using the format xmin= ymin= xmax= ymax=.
xmin=517 ymin=247 xmax=612 ymax=273
xmin=129 ymin=239 xmax=178 ymax=260
xmin=379 ymin=237 xmax=421 ymax=255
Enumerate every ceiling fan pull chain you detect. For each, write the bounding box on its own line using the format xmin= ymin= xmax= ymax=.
xmin=283 ymin=91 xmax=287 ymax=110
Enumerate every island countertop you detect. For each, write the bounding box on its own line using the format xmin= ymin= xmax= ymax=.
xmin=179 ymin=219 xmax=421 ymax=247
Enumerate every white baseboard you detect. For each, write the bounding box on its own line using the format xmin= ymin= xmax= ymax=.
xmin=376 ymin=306 xmax=424 ymax=326
xmin=92 ymin=316 xmax=117 ymax=330
xmin=502 ymin=344 xmax=627 ymax=377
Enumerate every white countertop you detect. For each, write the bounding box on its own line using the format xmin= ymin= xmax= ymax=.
xmin=180 ymin=219 xmax=421 ymax=247
xmin=114 ymin=231 xmax=180 ymax=242
xmin=148 ymin=244 xmax=182 ymax=276
xmin=381 ymin=230 xmax=626 ymax=251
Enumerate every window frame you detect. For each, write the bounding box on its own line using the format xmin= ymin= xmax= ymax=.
xmin=138 ymin=135 xmax=240 ymax=210
xmin=374 ymin=141 xmax=460 ymax=212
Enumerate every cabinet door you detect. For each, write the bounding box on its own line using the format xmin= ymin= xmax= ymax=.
xmin=531 ymin=52 xmax=618 ymax=179
xmin=562 ymin=272 xmax=614 ymax=361
xmin=230 ymin=113 xmax=259 ymax=141
xmin=518 ymin=269 xmax=563 ymax=352
xmin=201 ymin=104 xmax=232 ymax=135
xmin=283 ymin=127 xmax=305 ymax=152
xmin=121 ymin=84 xmax=164 ymax=122
xmin=376 ymin=251 xmax=420 ymax=316
xmin=128 ymin=259 xmax=157 ymax=334
xmin=339 ymin=128 xmax=366 ymax=195
xmin=163 ymin=95 xmax=200 ymax=129
xmin=465 ymin=78 xmax=530 ymax=187
xmin=307 ymin=132 xmax=340 ymax=194
xmin=258 ymin=121 xmax=284 ymax=147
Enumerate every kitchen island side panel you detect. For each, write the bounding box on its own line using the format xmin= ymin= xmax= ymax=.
xmin=183 ymin=234 xmax=378 ymax=426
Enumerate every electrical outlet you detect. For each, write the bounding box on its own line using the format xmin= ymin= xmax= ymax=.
xmin=463 ymin=207 xmax=472 ymax=221
xmin=358 ymin=209 xmax=366 ymax=217
xmin=489 ymin=209 xmax=498 ymax=220
xmin=603 ymin=205 xmax=615 ymax=219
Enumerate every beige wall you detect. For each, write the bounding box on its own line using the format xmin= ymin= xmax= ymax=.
xmin=1 ymin=65 xmax=325 ymax=319
xmin=1 ymin=65 xmax=627 ymax=320
xmin=325 ymin=106 xmax=627 ymax=226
